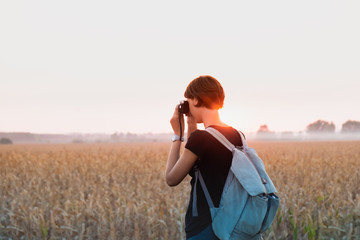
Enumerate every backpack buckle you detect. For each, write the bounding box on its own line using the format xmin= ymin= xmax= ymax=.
xmin=193 ymin=164 xmax=199 ymax=171
xmin=236 ymin=146 xmax=244 ymax=151
xmin=261 ymin=178 xmax=267 ymax=184
xmin=259 ymin=193 xmax=268 ymax=198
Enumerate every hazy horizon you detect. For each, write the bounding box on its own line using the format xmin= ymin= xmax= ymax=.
xmin=1 ymin=1 xmax=359 ymax=135
xmin=1 ymin=120 xmax=358 ymax=135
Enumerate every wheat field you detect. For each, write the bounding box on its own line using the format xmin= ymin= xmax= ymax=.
xmin=0 ymin=141 xmax=359 ymax=240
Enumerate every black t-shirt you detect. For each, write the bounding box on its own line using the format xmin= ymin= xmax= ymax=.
xmin=184 ymin=125 xmax=244 ymax=238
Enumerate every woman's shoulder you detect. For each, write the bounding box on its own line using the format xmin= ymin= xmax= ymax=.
xmin=185 ymin=130 xmax=212 ymax=159
xmin=187 ymin=129 xmax=209 ymax=141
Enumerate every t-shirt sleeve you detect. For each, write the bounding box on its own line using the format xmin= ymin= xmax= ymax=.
xmin=185 ymin=130 xmax=207 ymax=159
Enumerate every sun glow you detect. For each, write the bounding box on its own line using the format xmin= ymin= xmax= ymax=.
xmin=219 ymin=107 xmax=254 ymax=133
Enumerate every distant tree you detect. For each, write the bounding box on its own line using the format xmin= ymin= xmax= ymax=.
xmin=306 ymin=120 xmax=335 ymax=133
xmin=0 ymin=138 xmax=13 ymax=144
xmin=341 ymin=120 xmax=360 ymax=133
xmin=72 ymin=139 xmax=84 ymax=143
xmin=257 ymin=124 xmax=271 ymax=133
xmin=110 ymin=132 xmax=125 ymax=142
xmin=126 ymin=132 xmax=138 ymax=139
xmin=111 ymin=132 xmax=119 ymax=142
xmin=256 ymin=124 xmax=275 ymax=140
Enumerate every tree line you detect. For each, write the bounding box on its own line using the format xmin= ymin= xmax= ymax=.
xmin=306 ymin=120 xmax=360 ymax=133
xmin=257 ymin=120 xmax=360 ymax=134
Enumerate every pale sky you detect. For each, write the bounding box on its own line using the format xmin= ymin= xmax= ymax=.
xmin=1 ymin=0 xmax=359 ymax=134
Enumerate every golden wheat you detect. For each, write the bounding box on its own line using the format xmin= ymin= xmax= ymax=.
xmin=0 ymin=141 xmax=359 ymax=239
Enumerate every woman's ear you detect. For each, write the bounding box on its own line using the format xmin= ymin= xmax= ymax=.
xmin=193 ymin=97 xmax=199 ymax=106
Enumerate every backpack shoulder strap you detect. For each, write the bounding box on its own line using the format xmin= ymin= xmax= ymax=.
xmin=205 ymin=127 xmax=235 ymax=151
xmin=192 ymin=127 xmax=249 ymax=217
xmin=192 ymin=166 xmax=214 ymax=217
xmin=237 ymin=130 xmax=248 ymax=148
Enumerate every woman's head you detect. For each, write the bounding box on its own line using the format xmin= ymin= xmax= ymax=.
xmin=184 ymin=75 xmax=225 ymax=110
xmin=184 ymin=75 xmax=225 ymax=124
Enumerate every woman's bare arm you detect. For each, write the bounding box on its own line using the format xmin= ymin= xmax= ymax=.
xmin=165 ymin=105 xmax=198 ymax=186
xmin=165 ymin=142 xmax=197 ymax=186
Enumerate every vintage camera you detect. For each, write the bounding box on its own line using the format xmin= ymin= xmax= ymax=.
xmin=178 ymin=100 xmax=189 ymax=114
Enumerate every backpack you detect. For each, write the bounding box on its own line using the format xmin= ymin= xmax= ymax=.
xmin=192 ymin=127 xmax=280 ymax=240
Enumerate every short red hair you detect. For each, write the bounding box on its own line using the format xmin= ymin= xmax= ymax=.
xmin=184 ymin=75 xmax=225 ymax=110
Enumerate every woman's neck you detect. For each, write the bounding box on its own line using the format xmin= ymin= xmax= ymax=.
xmin=201 ymin=109 xmax=229 ymax=128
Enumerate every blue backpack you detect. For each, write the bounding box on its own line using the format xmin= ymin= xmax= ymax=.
xmin=192 ymin=127 xmax=280 ymax=240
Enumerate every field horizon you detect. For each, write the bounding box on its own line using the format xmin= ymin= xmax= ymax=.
xmin=1 ymin=130 xmax=360 ymax=144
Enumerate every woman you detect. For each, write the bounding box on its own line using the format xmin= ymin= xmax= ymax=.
xmin=165 ymin=75 xmax=244 ymax=239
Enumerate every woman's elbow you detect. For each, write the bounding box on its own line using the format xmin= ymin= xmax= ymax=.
xmin=166 ymin=175 xmax=180 ymax=187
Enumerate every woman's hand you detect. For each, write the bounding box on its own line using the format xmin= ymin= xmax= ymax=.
xmin=186 ymin=112 xmax=197 ymax=140
xmin=170 ymin=105 xmax=184 ymax=136
xmin=186 ymin=112 xmax=196 ymax=128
